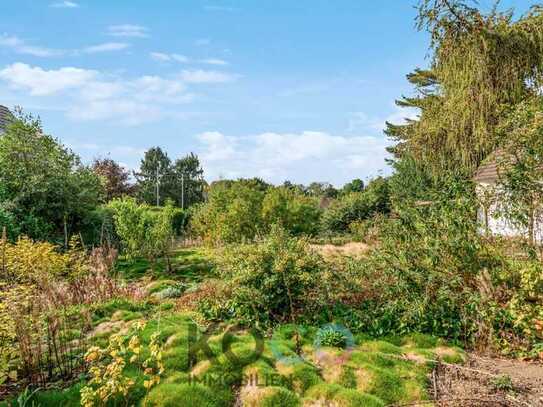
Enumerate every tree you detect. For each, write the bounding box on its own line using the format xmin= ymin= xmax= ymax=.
xmin=191 ymin=181 xmax=265 ymax=244
xmin=92 ymin=158 xmax=132 ymax=201
xmin=306 ymin=182 xmax=338 ymax=198
xmin=321 ymin=177 xmax=390 ymax=233
xmin=171 ymin=153 xmax=205 ymax=208
xmin=108 ymin=198 xmax=177 ymax=271
xmin=341 ymin=179 xmax=365 ymax=195
xmin=0 ymin=109 xmax=104 ymax=242
xmin=261 ymin=187 xmax=321 ymax=236
xmin=496 ymin=97 xmax=543 ymax=244
xmin=134 ymin=147 xmax=172 ymax=206
xmin=282 ymin=180 xmax=306 ymax=194
xmin=388 ymin=1 xmax=543 ymax=177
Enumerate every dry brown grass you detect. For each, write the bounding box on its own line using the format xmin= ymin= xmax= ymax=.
xmin=310 ymin=242 xmax=370 ymax=259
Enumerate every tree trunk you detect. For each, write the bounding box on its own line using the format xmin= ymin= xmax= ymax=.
xmin=64 ymin=215 xmax=68 ymax=250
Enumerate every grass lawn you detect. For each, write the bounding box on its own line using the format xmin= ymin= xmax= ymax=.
xmin=114 ymin=247 xmax=215 ymax=282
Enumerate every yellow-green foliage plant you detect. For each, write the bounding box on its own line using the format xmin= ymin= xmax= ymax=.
xmin=80 ymin=321 xmax=164 ymax=407
xmin=0 ymin=284 xmax=33 ymax=385
xmin=2 ymin=236 xmax=69 ymax=283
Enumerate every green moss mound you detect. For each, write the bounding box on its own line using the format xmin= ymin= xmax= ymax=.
xmin=261 ymin=387 xmax=300 ymax=406
xmin=144 ymin=383 xmax=230 ymax=407
xmin=31 ymin=383 xmax=84 ymax=407
xmin=304 ymin=383 xmax=384 ymax=407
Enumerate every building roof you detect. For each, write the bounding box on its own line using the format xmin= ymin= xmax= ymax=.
xmin=473 ymin=149 xmax=510 ymax=183
xmin=0 ymin=105 xmax=13 ymax=134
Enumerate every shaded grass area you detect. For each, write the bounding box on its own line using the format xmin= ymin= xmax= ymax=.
xmin=19 ymin=309 xmax=465 ymax=407
xmin=115 ymin=247 xmax=215 ymax=282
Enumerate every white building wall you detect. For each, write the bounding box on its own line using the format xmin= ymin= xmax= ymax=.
xmin=476 ymin=182 xmax=543 ymax=243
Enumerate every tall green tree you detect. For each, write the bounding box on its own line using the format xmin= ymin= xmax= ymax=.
xmin=171 ymin=153 xmax=205 ymax=208
xmin=134 ymin=147 xmax=173 ymax=206
xmin=388 ymin=1 xmax=543 ymax=177
xmin=0 ymin=109 xmax=104 ymax=241
xmin=341 ymin=178 xmax=365 ymax=195
xmin=496 ymin=97 xmax=543 ymax=244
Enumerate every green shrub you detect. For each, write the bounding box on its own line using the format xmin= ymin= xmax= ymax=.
xmin=261 ymin=187 xmax=321 ymax=236
xmin=191 ymin=181 xmax=265 ymax=244
xmin=209 ymin=226 xmax=325 ymax=327
xmin=191 ymin=181 xmax=321 ymax=245
xmin=321 ymin=177 xmax=390 ymax=233
xmin=108 ymin=198 xmax=176 ymax=269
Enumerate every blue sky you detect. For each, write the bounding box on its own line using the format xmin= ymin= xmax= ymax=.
xmin=0 ymin=0 xmax=535 ymax=186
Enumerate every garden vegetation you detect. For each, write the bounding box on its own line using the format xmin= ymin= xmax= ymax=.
xmin=0 ymin=1 xmax=542 ymax=406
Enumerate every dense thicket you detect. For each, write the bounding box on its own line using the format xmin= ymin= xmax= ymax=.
xmin=0 ymin=111 xmax=104 ymax=242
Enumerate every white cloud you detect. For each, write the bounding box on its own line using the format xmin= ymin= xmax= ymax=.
xmin=150 ymin=53 xmax=228 ymax=66
xmin=347 ymin=107 xmax=419 ymax=133
xmin=107 ymin=24 xmax=149 ymax=38
xmin=150 ymin=52 xmax=189 ymax=63
xmin=83 ymin=42 xmax=130 ymax=53
xmin=196 ymin=131 xmax=391 ymax=186
xmin=68 ymin=75 xmax=193 ymax=124
xmin=180 ymin=69 xmax=238 ymax=83
xmin=50 ymin=1 xmax=79 ymax=8
xmin=68 ymin=100 xmax=163 ymax=125
xmin=0 ymin=34 xmax=64 ymax=57
xmin=0 ymin=34 xmax=130 ymax=57
xmin=382 ymin=107 xmax=419 ymax=129
xmin=201 ymin=58 xmax=228 ymax=66
xmin=170 ymin=54 xmax=189 ymax=63
xmin=0 ymin=63 xmax=97 ymax=95
xmin=0 ymin=63 xmax=236 ymax=125
xmin=150 ymin=52 xmax=172 ymax=62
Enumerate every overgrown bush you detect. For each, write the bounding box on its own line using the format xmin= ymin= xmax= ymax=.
xmin=323 ymin=179 xmax=543 ymax=356
xmin=207 ymin=226 xmax=325 ymax=328
xmin=321 ymin=177 xmax=390 ymax=233
xmin=191 ymin=181 xmax=322 ymax=245
xmin=327 ymin=181 xmax=488 ymax=339
xmin=191 ymin=181 xmax=265 ymax=245
xmin=108 ymin=198 xmax=177 ymax=270
xmin=261 ymin=187 xmax=321 ymax=236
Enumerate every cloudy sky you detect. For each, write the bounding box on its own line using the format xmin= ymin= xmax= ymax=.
xmin=0 ymin=0 xmax=533 ymax=186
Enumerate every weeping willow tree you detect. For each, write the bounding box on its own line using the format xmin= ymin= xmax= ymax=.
xmin=388 ymin=0 xmax=543 ymax=177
